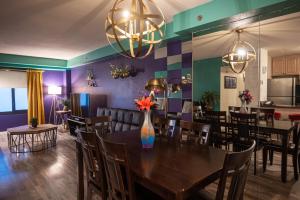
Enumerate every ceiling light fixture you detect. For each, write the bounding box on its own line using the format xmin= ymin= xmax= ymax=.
xmin=105 ymin=0 xmax=165 ymax=59
xmin=222 ymin=30 xmax=256 ymax=74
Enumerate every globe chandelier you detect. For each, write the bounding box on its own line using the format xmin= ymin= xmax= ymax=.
xmin=105 ymin=0 xmax=165 ymax=59
xmin=222 ymin=30 xmax=256 ymax=74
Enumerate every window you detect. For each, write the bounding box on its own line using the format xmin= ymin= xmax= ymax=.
xmin=0 ymin=88 xmax=28 ymax=113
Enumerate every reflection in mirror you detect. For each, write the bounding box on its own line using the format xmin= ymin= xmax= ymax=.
xmin=193 ymin=12 xmax=300 ymax=117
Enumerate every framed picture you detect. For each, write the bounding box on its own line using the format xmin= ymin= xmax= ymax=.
xmin=224 ymin=76 xmax=237 ymax=89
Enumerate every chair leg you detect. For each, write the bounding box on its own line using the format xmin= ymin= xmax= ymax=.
xmin=263 ymin=148 xmax=268 ymax=173
xmin=269 ymin=150 xmax=274 ymax=165
xmin=293 ymin=155 xmax=299 ymax=180
xmin=87 ymin=182 xmax=93 ymax=200
xmin=298 ymin=154 xmax=300 ymax=175
xmin=254 ymin=150 xmax=257 ymax=175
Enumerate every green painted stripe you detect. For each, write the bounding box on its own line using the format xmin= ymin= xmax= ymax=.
xmin=154 ymin=71 xmax=167 ymax=78
xmin=0 ymin=53 xmax=67 ymax=70
xmin=173 ymin=0 xmax=293 ymax=35
xmin=167 ymin=63 xmax=181 ymax=71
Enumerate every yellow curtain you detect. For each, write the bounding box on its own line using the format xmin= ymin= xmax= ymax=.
xmin=27 ymin=70 xmax=45 ymax=125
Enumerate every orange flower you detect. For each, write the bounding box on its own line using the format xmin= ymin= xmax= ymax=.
xmin=135 ymin=96 xmax=154 ymax=111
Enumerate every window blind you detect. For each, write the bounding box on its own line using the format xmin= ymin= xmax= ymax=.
xmin=0 ymin=71 xmax=27 ymax=88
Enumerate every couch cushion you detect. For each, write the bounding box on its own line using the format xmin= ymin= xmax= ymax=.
xmin=130 ymin=125 xmax=140 ymax=131
xmin=117 ymin=110 xmax=125 ymax=122
xmin=132 ymin=111 xmax=143 ymax=126
xmin=122 ymin=124 xmax=131 ymax=132
xmin=97 ymin=108 xmax=105 ymax=116
xmin=104 ymin=108 xmax=111 ymax=116
xmin=124 ymin=112 xmax=133 ymax=124
xmin=114 ymin=122 xmax=123 ymax=132
xmin=110 ymin=109 xmax=118 ymax=121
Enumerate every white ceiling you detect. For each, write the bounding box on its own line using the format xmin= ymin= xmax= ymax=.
xmin=0 ymin=0 xmax=210 ymax=60
xmin=193 ymin=12 xmax=300 ymax=60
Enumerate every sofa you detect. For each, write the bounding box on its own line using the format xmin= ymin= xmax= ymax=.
xmin=96 ymin=108 xmax=144 ymax=132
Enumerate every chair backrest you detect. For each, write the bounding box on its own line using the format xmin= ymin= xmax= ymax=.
xmin=152 ymin=115 xmax=168 ymax=136
xmin=86 ymin=116 xmax=112 ymax=134
xmin=97 ymin=136 xmax=134 ymax=200
xmin=230 ymin=112 xmax=257 ymax=147
xmin=179 ymin=120 xmax=193 ymax=142
xmin=216 ymin=140 xmax=255 ymax=200
xmin=77 ymin=130 xmax=107 ymax=197
xmin=167 ymin=119 xmax=177 ymax=138
xmin=205 ymin=111 xmax=227 ymax=134
xmin=251 ymin=108 xmax=275 ymax=125
xmin=193 ymin=122 xmax=211 ymax=145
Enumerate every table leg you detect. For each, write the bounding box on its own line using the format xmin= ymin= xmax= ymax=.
xmin=281 ymin=133 xmax=288 ymax=182
xmin=76 ymin=140 xmax=84 ymax=200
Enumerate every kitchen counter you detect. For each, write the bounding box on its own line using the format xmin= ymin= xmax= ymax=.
xmin=261 ymin=105 xmax=300 ymax=120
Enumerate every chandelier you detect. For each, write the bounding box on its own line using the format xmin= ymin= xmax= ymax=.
xmin=222 ymin=30 xmax=256 ymax=74
xmin=105 ymin=0 xmax=165 ymax=59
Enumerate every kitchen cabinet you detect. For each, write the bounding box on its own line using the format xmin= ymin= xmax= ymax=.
xmin=272 ymin=56 xmax=286 ymax=76
xmin=272 ymin=54 xmax=300 ymax=77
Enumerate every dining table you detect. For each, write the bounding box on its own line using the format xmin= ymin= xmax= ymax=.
xmin=195 ymin=115 xmax=296 ymax=183
xmin=76 ymin=130 xmax=227 ymax=200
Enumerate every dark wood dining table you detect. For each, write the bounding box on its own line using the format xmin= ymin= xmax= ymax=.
xmin=195 ymin=116 xmax=296 ymax=183
xmin=76 ymin=130 xmax=227 ymax=200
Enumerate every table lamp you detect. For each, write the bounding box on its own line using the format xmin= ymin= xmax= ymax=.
xmin=48 ymin=86 xmax=62 ymax=123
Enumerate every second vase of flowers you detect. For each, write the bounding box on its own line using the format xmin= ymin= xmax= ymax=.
xmin=135 ymin=96 xmax=156 ymax=149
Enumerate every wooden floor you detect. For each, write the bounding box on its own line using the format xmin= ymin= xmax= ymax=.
xmin=0 ymin=131 xmax=300 ymax=200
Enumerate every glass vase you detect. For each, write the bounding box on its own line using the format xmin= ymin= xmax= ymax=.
xmin=240 ymin=101 xmax=248 ymax=113
xmin=141 ymin=111 xmax=155 ymax=149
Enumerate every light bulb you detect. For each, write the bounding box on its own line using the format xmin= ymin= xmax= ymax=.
xmin=122 ymin=10 xmax=130 ymax=19
xmin=237 ymin=48 xmax=246 ymax=57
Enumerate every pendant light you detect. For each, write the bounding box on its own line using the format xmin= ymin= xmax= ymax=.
xmin=222 ymin=30 xmax=256 ymax=74
xmin=105 ymin=0 xmax=165 ymax=59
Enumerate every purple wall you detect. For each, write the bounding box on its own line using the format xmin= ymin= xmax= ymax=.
xmin=71 ymin=53 xmax=165 ymax=110
xmin=0 ymin=70 xmax=66 ymax=131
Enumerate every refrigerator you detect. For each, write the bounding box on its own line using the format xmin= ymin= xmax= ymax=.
xmin=267 ymin=78 xmax=296 ymax=106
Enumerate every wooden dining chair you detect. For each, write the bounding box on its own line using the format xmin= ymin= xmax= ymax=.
xmin=152 ymin=115 xmax=168 ymax=137
xmin=85 ymin=116 xmax=112 ymax=134
xmin=179 ymin=120 xmax=194 ymax=143
xmin=77 ymin=130 xmax=107 ymax=200
xmin=230 ymin=112 xmax=262 ymax=175
xmin=205 ymin=111 xmax=231 ymax=149
xmin=97 ymin=136 xmax=135 ymax=200
xmin=263 ymin=122 xmax=300 ymax=180
xmin=189 ymin=141 xmax=256 ymax=200
xmin=193 ymin=122 xmax=211 ymax=145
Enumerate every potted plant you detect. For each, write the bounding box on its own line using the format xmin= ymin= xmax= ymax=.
xmin=31 ymin=117 xmax=38 ymax=128
xmin=201 ymin=91 xmax=219 ymax=111
xmin=61 ymin=99 xmax=70 ymax=111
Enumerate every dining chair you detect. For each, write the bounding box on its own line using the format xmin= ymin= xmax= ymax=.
xmin=193 ymin=122 xmax=211 ymax=145
xmin=205 ymin=111 xmax=231 ymax=149
xmin=97 ymin=135 xmax=135 ymax=200
xmin=250 ymin=108 xmax=275 ymax=125
xmin=179 ymin=120 xmax=194 ymax=143
xmin=85 ymin=116 xmax=112 ymax=134
xmin=77 ymin=130 xmax=107 ymax=200
xmin=152 ymin=115 xmax=168 ymax=137
xmin=189 ymin=140 xmax=256 ymax=200
xmin=230 ymin=112 xmax=262 ymax=175
xmin=262 ymin=122 xmax=300 ymax=180
xmin=167 ymin=119 xmax=177 ymax=138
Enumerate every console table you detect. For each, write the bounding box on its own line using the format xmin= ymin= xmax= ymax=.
xmin=7 ymin=124 xmax=58 ymax=153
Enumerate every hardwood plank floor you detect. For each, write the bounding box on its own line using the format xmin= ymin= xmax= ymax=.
xmin=0 ymin=131 xmax=299 ymax=200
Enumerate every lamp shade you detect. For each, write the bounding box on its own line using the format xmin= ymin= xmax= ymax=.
xmin=145 ymin=78 xmax=165 ymax=92
xmin=48 ymin=86 xmax=62 ymax=95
